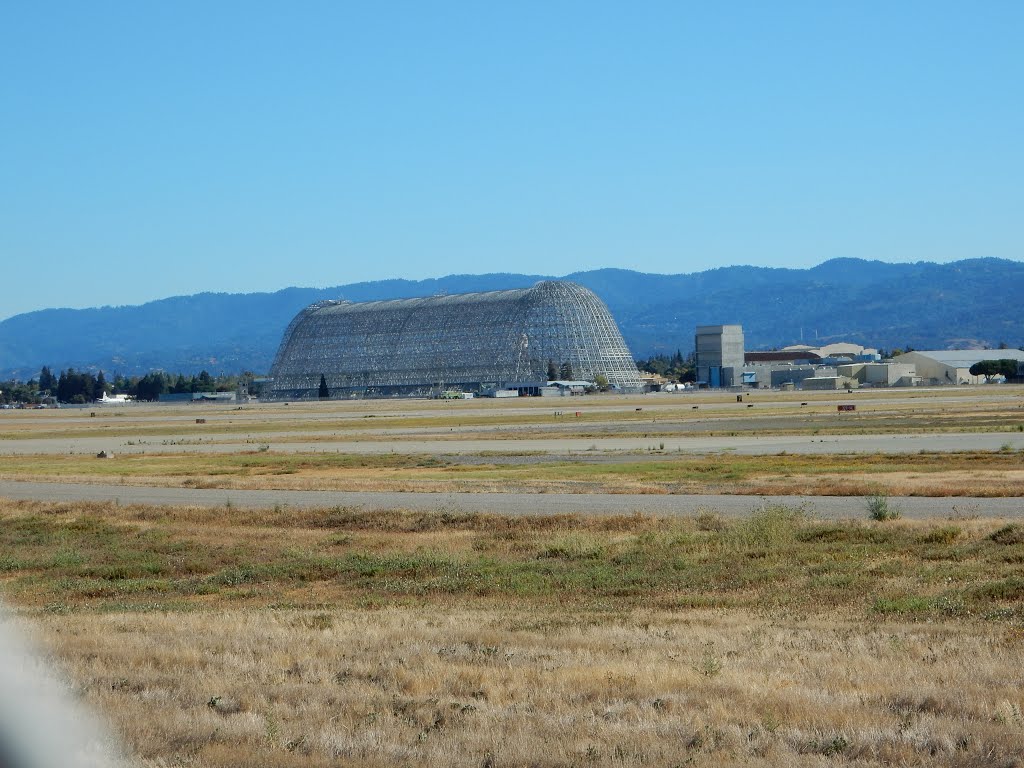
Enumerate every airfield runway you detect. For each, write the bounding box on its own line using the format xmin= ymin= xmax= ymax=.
xmin=1 ymin=480 xmax=1020 ymax=520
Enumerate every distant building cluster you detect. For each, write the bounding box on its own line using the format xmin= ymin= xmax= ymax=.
xmin=695 ymin=325 xmax=1024 ymax=389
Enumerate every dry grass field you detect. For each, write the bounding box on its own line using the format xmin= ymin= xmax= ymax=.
xmin=2 ymin=389 xmax=1024 ymax=766
xmin=1 ymin=387 xmax=1023 ymax=447
xmin=1 ymin=388 xmax=1023 ymax=498
xmin=3 ymin=498 xmax=1024 ymax=766
xmin=20 ymin=607 xmax=1024 ymax=768
xmin=2 ymin=449 xmax=1024 ymax=497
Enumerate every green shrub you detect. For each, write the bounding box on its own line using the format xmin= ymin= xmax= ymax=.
xmin=693 ymin=510 xmax=726 ymax=532
xmin=0 ymin=555 xmax=29 ymax=572
xmin=972 ymin=578 xmax=1024 ymax=600
xmin=990 ymin=525 xmax=1024 ymax=545
xmin=872 ymin=595 xmax=931 ymax=614
xmin=728 ymin=504 xmax=806 ymax=550
xmin=916 ymin=526 xmax=961 ymax=545
xmin=866 ymin=494 xmax=901 ymax=521
xmin=538 ymin=535 xmax=607 ymax=561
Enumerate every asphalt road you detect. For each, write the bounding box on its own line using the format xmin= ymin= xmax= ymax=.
xmin=2 ymin=480 xmax=1020 ymax=520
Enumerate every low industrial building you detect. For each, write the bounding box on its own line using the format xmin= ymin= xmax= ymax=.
xmin=159 ymin=392 xmax=237 ymax=403
xmin=638 ymin=372 xmax=670 ymax=391
xmin=741 ymin=363 xmax=837 ymax=389
xmin=544 ymin=380 xmax=592 ymax=395
xmin=778 ymin=343 xmax=879 ymax=360
xmin=480 ymin=387 xmax=520 ymax=398
xmin=802 ymin=375 xmax=859 ymax=390
xmin=744 ymin=350 xmax=825 ymax=364
xmin=837 ymin=362 xmax=919 ymax=387
xmin=896 ymin=350 xmax=1024 ymax=385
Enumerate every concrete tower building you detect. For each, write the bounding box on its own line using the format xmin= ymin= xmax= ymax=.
xmin=695 ymin=325 xmax=745 ymax=387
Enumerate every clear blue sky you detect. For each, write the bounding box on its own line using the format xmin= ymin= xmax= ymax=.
xmin=2 ymin=1 xmax=1022 ymax=320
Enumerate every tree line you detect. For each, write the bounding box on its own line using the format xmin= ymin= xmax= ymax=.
xmin=0 ymin=367 xmax=251 ymax=405
xmin=634 ymin=350 xmax=696 ymax=382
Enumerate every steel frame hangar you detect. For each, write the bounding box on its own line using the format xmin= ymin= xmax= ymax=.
xmin=267 ymin=281 xmax=643 ymax=398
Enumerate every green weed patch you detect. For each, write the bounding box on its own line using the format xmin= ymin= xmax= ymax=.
xmin=1 ymin=500 xmax=1022 ymax=623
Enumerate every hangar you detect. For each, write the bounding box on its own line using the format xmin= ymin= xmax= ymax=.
xmin=897 ymin=350 xmax=1024 ymax=385
xmin=268 ymin=281 xmax=643 ymax=398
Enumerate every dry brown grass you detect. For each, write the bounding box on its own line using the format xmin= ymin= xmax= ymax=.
xmin=3 ymin=388 xmax=1024 ymax=765
xmin=3 ymin=387 xmax=1024 ymax=446
xmin=16 ymin=608 xmax=1024 ymax=767
xmin=3 ymin=448 xmax=1023 ymax=497
xmin=3 ymin=487 xmax=1024 ymax=765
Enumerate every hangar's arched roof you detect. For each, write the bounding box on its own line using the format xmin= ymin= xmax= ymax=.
xmin=268 ymin=281 xmax=642 ymax=397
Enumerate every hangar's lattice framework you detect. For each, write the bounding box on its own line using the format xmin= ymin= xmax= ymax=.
xmin=268 ymin=281 xmax=642 ymax=398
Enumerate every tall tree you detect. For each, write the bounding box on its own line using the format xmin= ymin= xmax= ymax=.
xmin=318 ymin=375 xmax=330 ymax=399
xmin=38 ymin=366 xmax=56 ymax=393
xmin=134 ymin=372 xmax=168 ymax=401
xmin=969 ymin=359 xmax=1021 ymax=378
xmin=195 ymin=370 xmax=215 ymax=392
xmin=54 ymin=368 xmax=101 ymax=403
xmin=56 ymin=369 xmax=71 ymax=402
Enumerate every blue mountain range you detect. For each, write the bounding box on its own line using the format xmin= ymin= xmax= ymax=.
xmin=1 ymin=258 xmax=1021 ymax=378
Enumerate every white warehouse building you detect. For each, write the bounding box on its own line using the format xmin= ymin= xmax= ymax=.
xmin=897 ymin=350 xmax=1024 ymax=385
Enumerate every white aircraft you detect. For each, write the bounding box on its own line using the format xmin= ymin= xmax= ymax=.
xmin=97 ymin=393 xmax=132 ymax=404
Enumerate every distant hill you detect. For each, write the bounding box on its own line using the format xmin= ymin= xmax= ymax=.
xmin=2 ymin=258 xmax=1022 ymax=378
